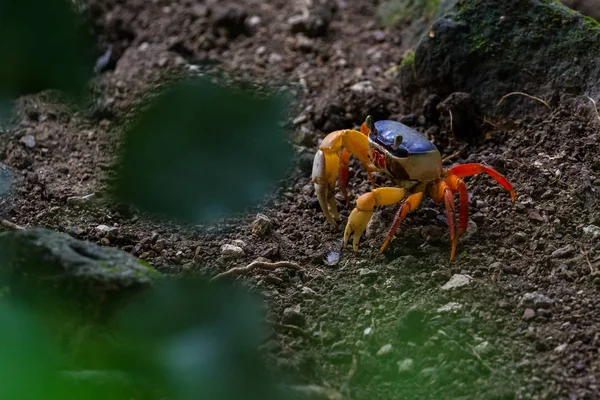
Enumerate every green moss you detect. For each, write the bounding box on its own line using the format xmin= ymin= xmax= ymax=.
xmin=583 ymin=15 xmax=600 ymax=28
xmin=377 ymin=0 xmax=441 ymax=27
xmin=401 ymin=51 xmax=416 ymax=68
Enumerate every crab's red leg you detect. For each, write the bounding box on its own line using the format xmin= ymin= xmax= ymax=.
xmin=446 ymin=174 xmax=469 ymax=236
xmin=448 ymin=163 xmax=515 ymax=202
xmin=431 ymin=181 xmax=458 ymax=261
xmin=378 ymin=192 xmax=424 ymax=255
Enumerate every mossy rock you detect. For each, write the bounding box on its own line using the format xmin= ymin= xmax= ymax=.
xmin=0 ymin=228 xmax=161 ymax=320
xmin=400 ymin=0 xmax=600 ymax=116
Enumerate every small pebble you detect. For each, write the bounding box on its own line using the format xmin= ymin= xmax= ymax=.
xmin=358 ymin=268 xmax=378 ymax=278
xmin=251 ymin=213 xmax=271 ymax=236
xmin=325 ymin=251 xmax=340 ymax=266
xmin=550 ymin=245 xmax=575 ymax=259
xmin=363 ymin=327 xmax=373 ymax=337
xmin=397 ymin=358 xmax=414 ymax=373
xmin=220 ymin=244 xmax=245 ymax=259
xmin=282 ymin=305 xmax=306 ymax=327
xmin=96 ymin=224 xmax=117 ymax=233
xmin=441 ymin=274 xmax=473 ymax=290
xmin=437 ymin=302 xmax=462 ymax=313
xmin=20 ymin=135 xmax=36 ymax=148
xmin=376 ymin=343 xmax=393 ymax=357
xmin=522 ymin=308 xmax=536 ymax=321
xmin=519 ymin=292 xmax=554 ymax=309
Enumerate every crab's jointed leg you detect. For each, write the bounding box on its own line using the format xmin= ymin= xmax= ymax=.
xmin=344 ymin=187 xmax=406 ymax=252
xmin=312 ymin=129 xmax=374 ymax=224
xmin=378 ymin=192 xmax=424 ymax=255
xmin=448 ymin=163 xmax=516 ymax=202
xmin=445 ymin=174 xmax=469 ymax=237
xmin=430 ymin=180 xmax=458 ymax=261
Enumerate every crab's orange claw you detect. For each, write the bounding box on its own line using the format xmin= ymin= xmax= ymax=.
xmin=379 ymin=192 xmax=424 ymax=255
xmin=360 ymin=122 xmax=370 ymax=135
xmin=312 ymin=149 xmax=339 ymax=224
xmin=343 ymin=187 xmax=406 ymax=252
xmin=449 ymin=163 xmax=515 ymax=202
xmin=313 ymin=129 xmax=373 ymax=223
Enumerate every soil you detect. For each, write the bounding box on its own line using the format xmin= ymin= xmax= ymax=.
xmin=2 ymin=0 xmax=600 ymax=399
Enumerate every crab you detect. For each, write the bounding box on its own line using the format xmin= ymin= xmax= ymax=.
xmin=312 ymin=116 xmax=515 ymax=261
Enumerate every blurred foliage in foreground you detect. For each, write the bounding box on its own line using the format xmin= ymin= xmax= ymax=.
xmin=0 ymin=0 xmax=295 ymax=398
xmin=0 ymin=0 xmax=92 ymax=99
xmin=0 ymin=280 xmax=291 ymax=400
xmin=113 ymin=77 xmax=292 ymax=223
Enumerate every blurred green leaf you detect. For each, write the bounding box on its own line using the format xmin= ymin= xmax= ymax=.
xmin=0 ymin=302 xmax=127 ymax=399
xmin=113 ymin=77 xmax=292 ymax=223
xmin=113 ymin=278 xmax=289 ymax=400
xmin=0 ymin=0 xmax=93 ymax=98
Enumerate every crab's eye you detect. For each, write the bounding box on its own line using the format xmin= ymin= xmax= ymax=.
xmin=392 ymin=134 xmax=403 ymax=150
xmin=365 ymin=115 xmax=377 ymax=136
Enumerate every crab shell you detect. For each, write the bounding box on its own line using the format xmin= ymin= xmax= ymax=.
xmin=368 ymin=120 xmax=442 ymax=186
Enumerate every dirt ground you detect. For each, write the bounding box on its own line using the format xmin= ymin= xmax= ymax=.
xmin=2 ymin=0 xmax=600 ymax=399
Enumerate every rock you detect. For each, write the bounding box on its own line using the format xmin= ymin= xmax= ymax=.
xmin=245 ymin=15 xmax=261 ymax=33
xmin=363 ymin=327 xmax=373 ymax=337
xmin=551 ymin=245 xmax=576 ymax=259
xmin=437 ymin=302 xmax=462 ymax=313
xmin=396 ymin=309 xmax=427 ymax=342
xmin=231 ymin=239 xmax=247 ymax=249
xmin=95 ymin=224 xmax=117 ymax=234
xmin=473 ymin=341 xmax=492 ymax=355
xmin=358 ymin=268 xmax=379 ymax=278
xmin=325 ymin=251 xmax=340 ymax=266
xmin=212 ymin=4 xmax=248 ymax=37
xmin=268 ymin=53 xmax=283 ymax=64
xmin=282 ymin=305 xmax=306 ymax=327
xmin=441 ymin=274 xmax=473 ymax=290
xmin=66 ymin=193 xmax=96 ymax=207
xmin=251 ymin=213 xmax=272 ymax=236
xmin=423 ymin=94 xmax=441 ymax=124
xmin=512 ymin=232 xmax=528 ymax=244
xmin=400 ymin=0 xmax=600 ymax=118
xmin=376 ymin=344 xmax=393 ymax=357
xmin=350 ymin=80 xmax=375 ymax=95
xmin=294 ymin=34 xmax=315 ymax=52
xmin=583 ymin=225 xmax=600 ymax=238
xmin=518 ymin=292 xmax=554 ymax=309
xmin=436 ymin=92 xmax=483 ymax=143
xmin=19 ymin=135 xmax=36 ymax=148
xmin=554 ymin=343 xmax=567 ymax=353
xmin=0 ymin=228 xmax=159 ymax=316
xmin=397 ymin=358 xmax=414 ymax=373
xmin=220 ymin=244 xmax=245 ymax=259
xmin=522 ymin=308 xmax=536 ymax=321
xmin=287 ymin=4 xmax=334 ymax=38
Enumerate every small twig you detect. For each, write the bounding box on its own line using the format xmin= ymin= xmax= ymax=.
xmin=587 ymin=96 xmax=600 ymax=124
xmin=582 ymin=250 xmax=598 ymax=276
xmin=481 ymin=116 xmax=498 ymax=128
xmin=0 ymin=219 xmax=23 ymax=231
xmin=442 ymin=144 xmax=468 ymax=163
xmin=340 ymin=355 xmax=358 ymax=394
xmin=211 ymin=260 xmax=301 ymax=281
xmin=497 ymin=92 xmax=551 ymax=110
xmin=448 ymin=109 xmax=454 ymax=137
xmin=266 ymin=320 xmax=307 ymax=336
